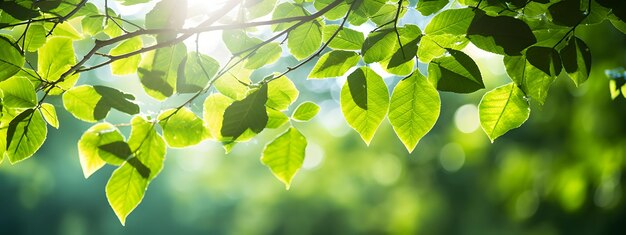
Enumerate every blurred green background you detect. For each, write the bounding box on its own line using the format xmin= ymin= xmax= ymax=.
xmin=2 ymin=10 xmax=626 ymax=235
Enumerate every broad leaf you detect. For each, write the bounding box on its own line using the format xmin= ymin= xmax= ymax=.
xmin=267 ymin=108 xmax=290 ymax=129
xmin=158 ymin=107 xmax=210 ymax=148
xmin=267 ymin=76 xmax=299 ymax=111
xmin=261 ymin=127 xmax=307 ymax=189
xmin=0 ymin=36 xmax=24 ymax=81
xmin=5 ymin=109 xmax=47 ymax=164
xmin=106 ymin=160 xmax=149 ymax=226
xmin=309 ymin=50 xmax=360 ymax=79
xmin=63 ymin=85 xmax=140 ymax=122
xmin=78 ymin=123 xmax=126 ymax=177
xmin=110 ymin=37 xmax=143 ymax=75
xmin=504 ymin=46 xmax=561 ymax=104
xmin=221 ymin=85 xmax=269 ymax=141
xmin=138 ymin=43 xmax=186 ymax=100
xmin=560 ymin=37 xmax=592 ymax=86
xmin=204 ymin=93 xmax=234 ymax=140
xmin=38 ymin=37 xmax=76 ymax=82
xmin=417 ymin=0 xmax=449 ymax=16
xmin=479 ymin=83 xmax=530 ymax=142
xmin=292 ymin=102 xmax=320 ymax=122
xmin=0 ymin=76 xmax=37 ymax=108
xmin=424 ymin=8 xmax=474 ymax=35
xmin=322 ymin=25 xmax=365 ymax=51
xmin=467 ymin=11 xmax=537 ymax=55
xmin=145 ymin=0 xmax=187 ymax=42
xmin=272 ymin=2 xmax=305 ymax=32
xmin=214 ymin=61 xmax=252 ymax=100
xmin=340 ymin=67 xmax=389 ymax=145
xmin=288 ymin=21 xmax=323 ymax=60
xmin=417 ymin=34 xmax=469 ymax=63
xmin=428 ymin=49 xmax=484 ymax=93
xmin=245 ymin=42 xmax=282 ymax=69
xmin=389 ymin=72 xmax=440 ymax=152
xmin=178 ymin=52 xmax=220 ymax=93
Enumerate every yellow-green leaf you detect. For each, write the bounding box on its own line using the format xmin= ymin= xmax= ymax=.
xmin=340 ymin=67 xmax=389 ymax=145
xmin=479 ymin=83 xmax=530 ymax=142
xmin=0 ymin=76 xmax=37 ymax=108
xmin=40 ymin=103 xmax=59 ymax=128
xmin=158 ymin=107 xmax=210 ymax=148
xmin=110 ymin=37 xmax=143 ymax=75
xmin=78 ymin=123 xmax=126 ymax=178
xmin=267 ymin=75 xmax=299 ymax=111
xmin=389 ymin=72 xmax=440 ymax=152
xmin=291 ymin=102 xmax=320 ymax=122
xmin=309 ymin=50 xmax=360 ymax=79
xmin=261 ymin=127 xmax=307 ymax=189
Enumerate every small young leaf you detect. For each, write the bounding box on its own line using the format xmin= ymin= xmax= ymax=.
xmin=560 ymin=37 xmax=592 ymax=86
xmin=292 ymin=102 xmax=320 ymax=122
xmin=479 ymin=83 xmax=530 ymax=142
xmin=158 ymin=107 xmax=210 ymax=148
xmin=261 ymin=127 xmax=307 ymax=189
xmin=309 ymin=50 xmax=360 ymax=79
xmin=78 ymin=123 xmax=126 ymax=177
xmin=340 ymin=67 xmax=389 ymax=145
xmin=389 ymin=72 xmax=441 ymax=152
xmin=428 ymin=49 xmax=484 ymax=93
xmin=40 ymin=103 xmax=59 ymax=129
xmin=288 ymin=21 xmax=323 ymax=60
xmin=221 ymin=85 xmax=269 ymax=141
xmin=110 ymin=37 xmax=143 ymax=75
xmin=267 ymin=109 xmax=290 ymax=129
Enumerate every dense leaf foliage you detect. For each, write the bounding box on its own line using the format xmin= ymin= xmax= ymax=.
xmin=0 ymin=0 xmax=624 ymax=224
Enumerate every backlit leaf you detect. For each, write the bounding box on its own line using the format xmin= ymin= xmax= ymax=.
xmin=479 ymin=83 xmax=530 ymax=142
xmin=261 ymin=127 xmax=307 ymax=189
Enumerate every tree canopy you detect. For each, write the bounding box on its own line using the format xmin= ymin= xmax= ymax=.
xmin=0 ymin=0 xmax=625 ymax=225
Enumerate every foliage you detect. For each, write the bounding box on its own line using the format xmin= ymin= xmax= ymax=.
xmin=0 ymin=0 xmax=624 ymax=224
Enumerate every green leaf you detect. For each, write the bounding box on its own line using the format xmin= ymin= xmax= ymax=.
xmin=0 ymin=76 xmax=37 ymax=108
xmin=267 ymin=75 xmax=299 ymax=111
xmin=214 ymin=62 xmax=252 ymax=100
xmin=178 ymin=52 xmax=219 ymax=93
xmin=38 ymin=37 xmax=76 ymax=82
xmin=221 ymin=85 xmax=269 ymax=141
xmin=292 ymin=101 xmax=320 ymax=122
xmin=309 ymin=50 xmax=360 ymax=79
xmin=363 ymin=25 xmax=422 ymax=64
xmin=424 ymin=8 xmax=475 ymax=35
xmin=322 ymin=25 xmax=365 ymax=51
xmin=158 ymin=107 xmax=210 ymax=148
xmin=10 ymin=24 xmax=47 ymax=52
xmin=106 ymin=160 xmax=149 ymax=226
xmin=288 ymin=21 xmax=323 ymax=60
xmin=467 ymin=12 xmax=537 ymax=55
xmin=428 ymin=49 xmax=484 ymax=93
xmin=63 ymin=85 xmax=140 ymax=122
xmin=5 ymin=109 xmax=47 ymax=164
xmin=548 ymin=0 xmax=586 ymax=27
xmin=128 ymin=115 xmax=167 ymax=180
xmin=203 ymin=93 xmax=234 ymax=140
xmin=245 ymin=0 xmax=277 ymax=19
xmin=0 ymin=36 xmax=25 ymax=81
xmin=261 ymin=127 xmax=307 ymax=189
xmin=388 ymin=72 xmax=440 ymax=152
xmin=78 ymin=123 xmax=126 ymax=177
xmin=560 ymin=37 xmax=592 ymax=86
xmin=245 ymin=42 xmax=282 ymax=69
xmin=267 ymin=108 xmax=290 ymax=129
xmin=145 ymin=0 xmax=186 ymax=42
xmin=40 ymin=103 xmax=59 ymax=129
xmin=272 ymin=2 xmax=305 ymax=32
xmin=81 ymin=15 xmax=104 ymax=36
xmin=417 ymin=0 xmax=449 ymax=16
xmin=340 ymin=67 xmax=389 ymax=145
xmin=479 ymin=83 xmax=530 ymax=142
xmin=370 ymin=4 xmax=405 ymax=26
xmin=222 ymin=30 xmax=263 ymax=55
xmin=110 ymin=37 xmax=143 ymax=75
xmin=417 ymin=34 xmax=469 ymax=63
xmin=504 ymin=46 xmax=561 ymax=104
xmin=138 ymin=43 xmax=187 ymax=100
xmin=314 ymin=0 xmax=350 ymax=20
xmin=116 ymin=0 xmax=152 ymax=6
